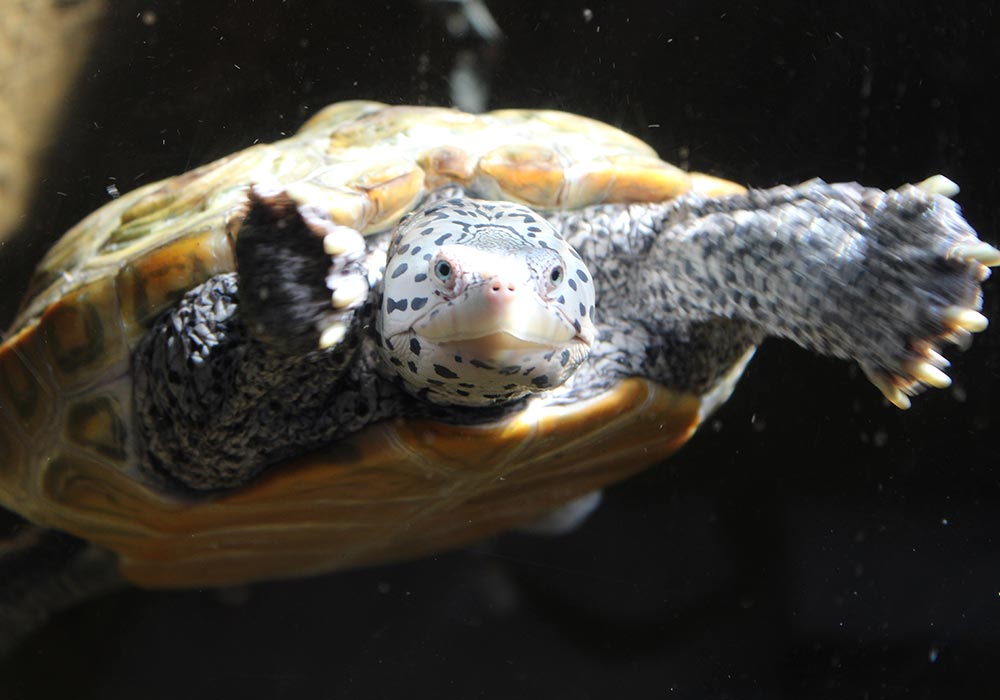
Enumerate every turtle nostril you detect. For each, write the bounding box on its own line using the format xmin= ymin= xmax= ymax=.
xmin=487 ymin=278 xmax=518 ymax=304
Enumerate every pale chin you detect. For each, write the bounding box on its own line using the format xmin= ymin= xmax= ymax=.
xmin=382 ymin=332 xmax=592 ymax=407
xmin=438 ymin=332 xmax=564 ymax=364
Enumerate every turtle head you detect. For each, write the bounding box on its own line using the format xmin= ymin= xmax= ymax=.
xmin=376 ymin=195 xmax=596 ymax=406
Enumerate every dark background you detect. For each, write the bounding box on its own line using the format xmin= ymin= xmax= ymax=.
xmin=1 ymin=2 xmax=998 ymax=698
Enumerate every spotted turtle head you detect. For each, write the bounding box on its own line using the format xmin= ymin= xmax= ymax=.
xmin=376 ymin=196 xmax=596 ymax=406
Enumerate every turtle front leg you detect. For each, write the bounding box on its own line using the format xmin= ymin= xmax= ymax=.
xmin=635 ymin=179 xmax=998 ymax=407
xmin=553 ymin=178 xmax=996 ymax=407
xmin=235 ymin=186 xmax=375 ymax=355
xmin=133 ymin=187 xmax=390 ymax=490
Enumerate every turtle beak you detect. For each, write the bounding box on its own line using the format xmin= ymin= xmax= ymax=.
xmin=416 ymin=275 xmax=582 ymax=349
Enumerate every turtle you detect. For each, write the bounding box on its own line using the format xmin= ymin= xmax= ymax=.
xmin=0 ymin=100 xmax=997 ymax=650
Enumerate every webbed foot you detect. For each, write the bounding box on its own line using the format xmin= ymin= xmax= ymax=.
xmin=236 ymin=184 xmax=372 ymax=356
xmin=860 ymin=178 xmax=997 ymax=408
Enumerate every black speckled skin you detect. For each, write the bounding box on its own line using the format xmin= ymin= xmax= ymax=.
xmin=134 ymin=181 xmax=987 ymax=490
xmin=558 ymin=181 xmax=983 ymax=398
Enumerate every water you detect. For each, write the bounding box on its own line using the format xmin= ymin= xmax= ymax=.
xmin=0 ymin=2 xmax=997 ymax=697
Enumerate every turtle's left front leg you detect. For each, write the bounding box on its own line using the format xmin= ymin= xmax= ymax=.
xmin=634 ymin=178 xmax=998 ymax=407
xmin=556 ymin=178 xmax=997 ymax=407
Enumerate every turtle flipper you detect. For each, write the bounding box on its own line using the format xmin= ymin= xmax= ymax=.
xmin=827 ymin=180 xmax=996 ymax=407
xmin=0 ymin=521 xmax=124 ymax=656
xmin=692 ymin=179 xmax=997 ymax=406
xmin=558 ymin=178 xmax=996 ymax=406
xmin=852 ymin=176 xmax=997 ymax=407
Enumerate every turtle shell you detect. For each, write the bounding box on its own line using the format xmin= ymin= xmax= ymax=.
xmin=0 ymin=101 xmax=744 ymax=588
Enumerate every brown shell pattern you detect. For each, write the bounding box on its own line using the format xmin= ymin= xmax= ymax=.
xmin=0 ymin=101 xmax=742 ymax=587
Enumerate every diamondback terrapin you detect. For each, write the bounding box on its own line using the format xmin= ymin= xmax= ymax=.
xmin=0 ymin=101 xmax=996 ymax=643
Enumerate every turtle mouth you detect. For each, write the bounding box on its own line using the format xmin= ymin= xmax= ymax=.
xmin=413 ymin=291 xmax=585 ymax=348
xmin=438 ymin=331 xmax=565 ymax=356
xmin=418 ymin=326 xmax=589 ymax=370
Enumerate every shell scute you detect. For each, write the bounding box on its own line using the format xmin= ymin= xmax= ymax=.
xmin=37 ymin=276 xmax=127 ymax=390
xmin=117 ymin=186 xmax=179 ymax=230
xmin=325 ymin=105 xmax=476 ymax=152
xmin=476 ymin=143 xmax=566 ymax=207
xmin=490 ymin=108 xmax=659 ymax=156
xmin=297 ymin=100 xmax=389 ymax=135
xmin=35 ymin=449 xmax=158 ymax=544
xmin=0 ymin=334 xmax=54 ymax=441
xmin=282 ymin=180 xmax=371 ymax=230
xmin=107 ymin=148 xmax=267 ymax=254
xmin=21 ymin=194 xmax=134 ymax=311
xmin=116 ymin=226 xmax=235 ymax=335
xmin=579 ymin=153 xmax=694 ymax=204
xmin=346 ymin=160 xmax=427 ymax=231
xmin=64 ymin=393 xmax=130 ymax=464
xmin=417 ymin=145 xmax=475 ymax=188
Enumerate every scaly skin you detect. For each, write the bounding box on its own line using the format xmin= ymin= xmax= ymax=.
xmin=134 ymin=180 xmax=996 ymax=491
xmin=559 ymin=180 xmax=993 ymax=408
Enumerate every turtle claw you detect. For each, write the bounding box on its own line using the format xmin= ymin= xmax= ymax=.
xmin=951 ymin=241 xmax=1000 ymax=268
xmin=942 ymin=306 xmax=989 ymax=333
xmin=916 ymin=174 xmax=960 ymax=198
xmin=863 ymin=364 xmax=913 ymax=410
xmin=926 ymin=348 xmax=951 ymax=369
xmin=319 ymin=322 xmax=348 ymax=349
xmin=329 ymin=274 xmax=371 ymax=309
xmin=864 ymin=300 xmax=992 ymax=407
xmin=319 ymin=268 xmax=369 ymax=351
xmin=315 ymin=223 xmax=371 ymax=351
xmin=323 ymin=226 xmax=367 ymax=256
xmin=906 ymin=359 xmax=952 ymax=389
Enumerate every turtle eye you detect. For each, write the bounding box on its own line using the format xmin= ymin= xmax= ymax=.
xmin=434 ymin=260 xmax=453 ymax=282
xmin=431 ymin=256 xmax=460 ymax=292
xmin=545 ymin=264 xmax=564 ymax=293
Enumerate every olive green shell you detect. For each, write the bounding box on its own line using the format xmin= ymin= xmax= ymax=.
xmin=0 ymin=101 xmax=743 ymax=587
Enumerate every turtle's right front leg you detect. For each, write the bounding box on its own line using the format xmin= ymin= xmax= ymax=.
xmin=234 ymin=186 xmax=375 ymax=356
xmin=133 ymin=187 xmax=377 ymax=491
